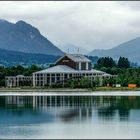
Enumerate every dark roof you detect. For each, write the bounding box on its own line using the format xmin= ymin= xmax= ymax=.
xmin=56 ymin=53 xmax=91 ymax=63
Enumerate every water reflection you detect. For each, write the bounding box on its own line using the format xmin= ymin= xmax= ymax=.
xmin=0 ymin=96 xmax=140 ymax=124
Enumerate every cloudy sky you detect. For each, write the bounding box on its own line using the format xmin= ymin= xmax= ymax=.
xmin=0 ymin=1 xmax=140 ymax=52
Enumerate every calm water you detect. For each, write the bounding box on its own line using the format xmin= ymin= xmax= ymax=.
xmin=0 ymin=94 xmax=140 ymax=139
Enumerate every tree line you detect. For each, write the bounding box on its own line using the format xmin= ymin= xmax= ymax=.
xmin=95 ymin=56 xmax=130 ymax=69
xmin=0 ymin=56 xmax=140 ymax=88
xmin=94 ymin=56 xmax=140 ymax=87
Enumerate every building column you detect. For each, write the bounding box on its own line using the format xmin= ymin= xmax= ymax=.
xmin=33 ymin=74 xmax=35 ymax=87
xmin=17 ymin=78 xmax=19 ymax=87
xmin=68 ymin=73 xmax=70 ymax=80
xmin=55 ymin=73 xmax=57 ymax=83
xmin=45 ymin=74 xmax=47 ymax=86
xmin=43 ymin=74 xmax=44 ymax=86
xmin=86 ymin=62 xmax=88 ymax=70
xmin=72 ymin=73 xmax=74 ymax=79
xmin=39 ymin=74 xmax=41 ymax=86
xmin=50 ymin=74 xmax=52 ymax=86
xmin=79 ymin=62 xmax=81 ymax=70
xmin=14 ymin=78 xmax=16 ymax=87
xmin=99 ymin=76 xmax=102 ymax=86
xmin=63 ymin=73 xmax=64 ymax=86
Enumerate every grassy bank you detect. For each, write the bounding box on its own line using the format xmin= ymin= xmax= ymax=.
xmin=93 ymin=87 xmax=140 ymax=91
xmin=0 ymin=86 xmax=140 ymax=92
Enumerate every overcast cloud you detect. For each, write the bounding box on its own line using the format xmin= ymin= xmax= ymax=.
xmin=0 ymin=1 xmax=140 ymax=52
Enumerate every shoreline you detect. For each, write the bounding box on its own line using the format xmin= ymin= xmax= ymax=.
xmin=0 ymin=87 xmax=140 ymax=92
xmin=0 ymin=90 xmax=139 ymax=96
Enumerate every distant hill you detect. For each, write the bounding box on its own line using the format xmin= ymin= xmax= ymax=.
xmin=0 ymin=19 xmax=63 ymax=56
xmin=88 ymin=37 xmax=140 ymax=64
xmin=0 ymin=48 xmax=60 ymax=67
xmin=0 ymin=48 xmax=97 ymax=67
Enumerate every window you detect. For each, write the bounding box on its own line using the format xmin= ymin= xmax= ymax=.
xmin=64 ymin=74 xmax=68 ymax=79
xmin=57 ymin=77 xmax=60 ymax=81
xmin=69 ymin=74 xmax=72 ymax=78
xmin=76 ymin=63 xmax=79 ymax=70
xmin=56 ymin=74 xmax=60 ymax=76
xmin=52 ymin=77 xmax=55 ymax=83
xmin=62 ymin=60 xmax=69 ymax=62
xmin=81 ymin=62 xmax=86 ymax=70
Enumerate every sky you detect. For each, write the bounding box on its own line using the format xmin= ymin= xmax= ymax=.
xmin=0 ymin=1 xmax=140 ymax=52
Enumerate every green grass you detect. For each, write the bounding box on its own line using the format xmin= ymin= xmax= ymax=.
xmin=94 ymin=87 xmax=140 ymax=91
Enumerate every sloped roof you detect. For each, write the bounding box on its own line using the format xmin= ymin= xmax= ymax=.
xmin=56 ymin=53 xmax=91 ymax=63
xmin=16 ymin=75 xmax=24 ymax=77
xmin=103 ymin=73 xmax=112 ymax=76
xmin=34 ymin=65 xmax=76 ymax=74
xmin=66 ymin=54 xmax=91 ymax=62
xmin=33 ymin=65 xmax=105 ymax=74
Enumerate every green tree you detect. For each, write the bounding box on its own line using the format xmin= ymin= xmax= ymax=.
xmin=80 ymin=77 xmax=92 ymax=88
xmin=118 ymin=57 xmax=130 ymax=68
xmin=96 ymin=57 xmax=116 ymax=68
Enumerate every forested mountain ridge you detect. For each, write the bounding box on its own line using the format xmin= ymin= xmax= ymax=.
xmin=0 ymin=48 xmax=60 ymax=66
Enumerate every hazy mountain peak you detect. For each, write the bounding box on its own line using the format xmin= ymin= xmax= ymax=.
xmin=16 ymin=20 xmax=34 ymax=29
xmin=0 ymin=19 xmax=9 ymax=23
xmin=16 ymin=20 xmax=27 ymax=24
xmin=0 ymin=19 xmax=63 ymax=56
xmin=88 ymin=37 xmax=140 ymax=64
xmin=16 ymin=20 xmax=40 ymax=33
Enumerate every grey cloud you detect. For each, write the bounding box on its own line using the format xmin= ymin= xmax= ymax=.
xmin=119 ymin=1 xmax=140 ymax=11
xmin=0 ymin=1 xmax=140 ymax=52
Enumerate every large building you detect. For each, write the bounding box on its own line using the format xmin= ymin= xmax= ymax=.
xmin=33 ymin=53 xmax=112 ymax=87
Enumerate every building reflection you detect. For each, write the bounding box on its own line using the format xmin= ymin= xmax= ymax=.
xmin=0 ymin=96 xmax=140 ymax=123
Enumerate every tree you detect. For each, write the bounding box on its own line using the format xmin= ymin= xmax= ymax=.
xmin=0 ymin=79 xmax=5 ymax=87
xmin=118 ymin=57 xmax=130 ymax=68
xmin=80 ymin=77 xmax=91 ymax=88
xmin=94 ymin=77 xmax=100 ymax=87
xmin=96 ymin=57 xmax=116 ymax=68
xmin=116 ymin=77 xmax=122 ymax=84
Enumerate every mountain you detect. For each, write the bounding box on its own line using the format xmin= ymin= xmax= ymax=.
xmin=59 ymin=44 xmax=89 ymax=54
xmin=88 ymin=37 xmax=140 ymax=64
xmin=0 ymin=48 xmax=60 ymax=67
xmin=0 ymin=19 xmax=63 ymax=55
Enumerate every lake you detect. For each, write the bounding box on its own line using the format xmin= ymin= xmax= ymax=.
xmin=0 ymin=92 xmax=140 ymax=139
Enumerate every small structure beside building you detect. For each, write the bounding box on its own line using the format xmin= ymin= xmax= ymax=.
xmin=128 ymin=84 xmax=137 ymax=88
xmin=5 ymin=75 xmax=32 ymax=87
xmin=33 ymin=53 xmax=112 ymax=87
xmin=115 ymin=84 xmax=121 ymax=87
